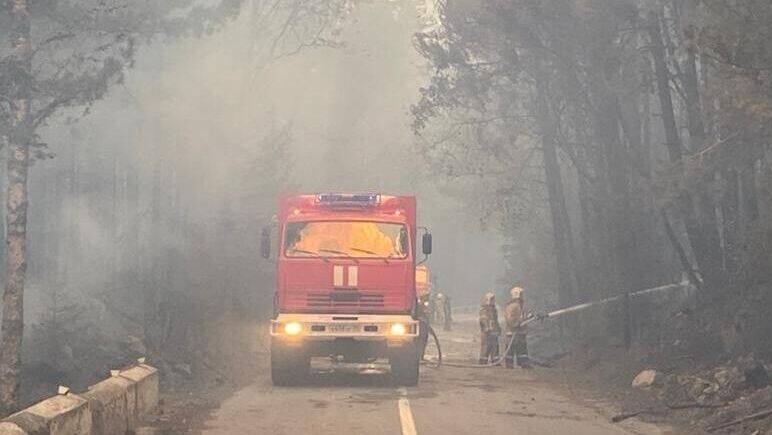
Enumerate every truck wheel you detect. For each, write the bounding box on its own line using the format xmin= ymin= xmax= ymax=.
xmin=390 ymin=346 xmax=420 ymax=386
xmin=271 ymin=340 xmax=310 ymax=386
xmin=271 ymin=357 xmax=306 ymax=386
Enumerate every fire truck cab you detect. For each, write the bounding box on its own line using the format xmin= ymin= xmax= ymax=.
xmin=263 ymin=193 xmax=432 ymax=386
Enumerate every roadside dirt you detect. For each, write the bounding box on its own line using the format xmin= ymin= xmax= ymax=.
xmin=145 ymin=314 xmax=772 ymax=434
xmin=141 ymin=318 xmax=267 ymax=434
xmin=150 ymin=316 xmax=672 ymax=434
xmin=533 ymin=325 xmax=772 ymax=435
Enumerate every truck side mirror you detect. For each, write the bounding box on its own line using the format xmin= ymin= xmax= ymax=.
xmin=261 ymin=227 xmax=271 ymax=259
xmin=422 ymin=233 xmax=433 ymax=256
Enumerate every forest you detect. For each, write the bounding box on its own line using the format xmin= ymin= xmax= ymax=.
xmin=413 ymin=0 xmax=772 ymax=356
xmin=0 ymin=0 xmax=771 ymax=431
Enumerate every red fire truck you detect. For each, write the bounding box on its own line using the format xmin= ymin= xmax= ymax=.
xmin=262 ymin=193 xmax=432 ymax=386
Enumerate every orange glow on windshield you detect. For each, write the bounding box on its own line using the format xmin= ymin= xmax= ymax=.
xmin=286 ymin=222 xmax=407 ymax=258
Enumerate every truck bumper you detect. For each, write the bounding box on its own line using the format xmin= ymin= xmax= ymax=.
xmin=270 ymin=313 xmax=418 ymax=357
xmin=271 ymin=313 xmax=418 ymax=341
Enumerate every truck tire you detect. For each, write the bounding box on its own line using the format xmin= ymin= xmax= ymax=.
xmin=270 ymin=340 xmax=310 ymax=386
xmin=390 ymin=345 xmax=420 ymax=386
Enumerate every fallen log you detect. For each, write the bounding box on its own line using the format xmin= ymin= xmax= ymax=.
xmin=612 ymin=402 xmax=729 ymax=424
xmin=706 ymin=408 xmax=772 ymax=432
xmin=529 ymin=357 xmax=553 ymax=368
xmin=611 ymin=411 xmax=642 ymax=423
xmin=667 ymin=402 xmax=727 ymax=410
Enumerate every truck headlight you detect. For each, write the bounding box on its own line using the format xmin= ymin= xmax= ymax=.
xmin=284 ymin=322 xmax=303 ymax=336
xmin=390 ymin=323 xmax=407 ymax=336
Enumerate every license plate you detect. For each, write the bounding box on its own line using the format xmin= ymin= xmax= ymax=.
xmin=329 ymin=324 xmax=360 ymax=333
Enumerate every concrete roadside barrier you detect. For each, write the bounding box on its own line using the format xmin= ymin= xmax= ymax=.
xmin=6 ymin=393 xmax=91 ymax=435
xmin=119 ymin=364 xmax=159 ymax=422
xmin=0 ymin=422 xmax=27 ymax=435
xmin=0 ymin=362 xmax=159 ymax=435
xmin=82 ymin=375 xmax=135 ymax=434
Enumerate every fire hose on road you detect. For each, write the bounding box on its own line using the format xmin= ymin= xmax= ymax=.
xmin=425 ymin=280 xmax=694 ymax=369
xmin=425 ymin=316 xmax=530 ymax=369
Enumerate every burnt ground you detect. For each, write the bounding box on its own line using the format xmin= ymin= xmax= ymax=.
xmin=530 ymin=323 xmax=772 ymax=435
xmin=153 ymin=317 xmax=670 ymax=435
xmin=145 ymin=314 xmax=772 ymax=434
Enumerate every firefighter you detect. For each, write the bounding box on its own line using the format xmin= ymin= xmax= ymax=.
xmin=504 ymin=287 xmax=530 ymax=368
xmin=441 ymin=293 xmax=452 ymax=331
xmin=416 ymin=295 xmax=431 ymax=360
xmin=478 ymin=292 xmax=501 ymax=365
xmin=426 ymin=289 xmax=437 ymax=324
xmin=434 ymin=292 xmax=446 ymax=327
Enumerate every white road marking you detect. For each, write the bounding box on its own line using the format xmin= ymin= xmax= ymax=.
xmin=398 ymin=387 xmax=418 ymax=435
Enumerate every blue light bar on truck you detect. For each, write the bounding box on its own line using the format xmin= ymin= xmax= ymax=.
xmin=316 ymin=193 xmax=381 ymax=207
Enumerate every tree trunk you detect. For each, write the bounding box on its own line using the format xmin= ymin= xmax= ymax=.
xmin=0 ymin=0 xmax=32 ymax=414
xmin=720 ymin=168 xmax=740 ymax=279
xmin=678 ymin=0 xmax=706 ymax=150
xmin=144 ymin=131 xmax=162 ymax=350
xmin=647 ymin=10 xmax=723 ymax=294
xmin=536 ymin=85 xmax=578 ymax=307
xmin=575 ymin=145 xmax=595 ymax=291
xmin=596 ymin=94 xmax=636 ymax=348
xmin=647 ymin=11 xmax=682 ymax=163
xmin=676 ymin=0 xmax=724 ymax=293
xmin=739 ymin=160 xmax=760 ymax=226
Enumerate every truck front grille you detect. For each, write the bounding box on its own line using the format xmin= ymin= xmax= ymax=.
xmin=307 ymin=292 xmax=385 ymax=308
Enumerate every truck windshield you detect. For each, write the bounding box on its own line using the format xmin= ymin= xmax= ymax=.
xmin=284 ymin=221 xmax=409 ymax=259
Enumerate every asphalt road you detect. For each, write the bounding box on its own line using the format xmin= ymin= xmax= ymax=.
xmin=200 ymin=318 xmax=673 ymax=435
